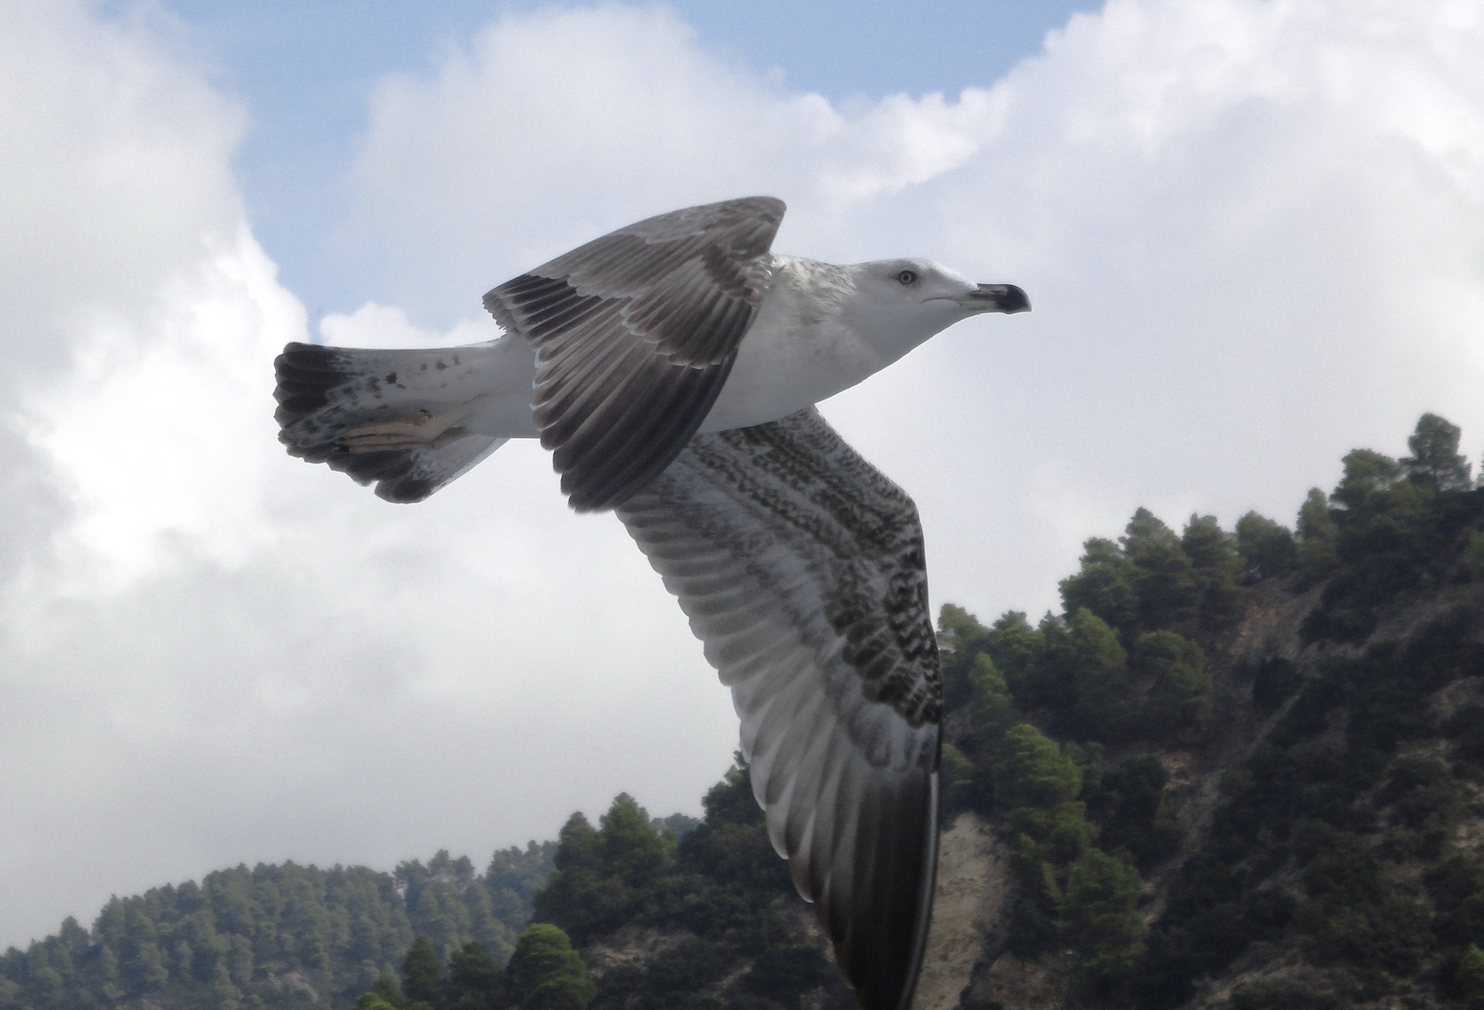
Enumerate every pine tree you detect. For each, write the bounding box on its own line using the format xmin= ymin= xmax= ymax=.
xmin=507 ymin=924 xmax=595 ymax=1010
xmin=445 ymin=941 xmax=507 ymax=1010
xmin=1180 ymin=515 xmax=1244 ymax=633
xmin=1402 ymin=412 xmax=1472 ymax=491
xmin=1066 ymin=608 xmax=1135 ymax=741
xmin=1234 ymin=511 xmax=1297 ymax=582
xmin=1065 ymin=848 xmax=1145 ymax=993
xmin=1060 ymin=537 xmax=1139 ymax=637
xmin=401 ymin=936 xmax=444 ymax=1008
xmin=1121 ymin=509 xmax=1199 ymax=636
xmin=1296 ymin=487 xmax=1338 ymax=573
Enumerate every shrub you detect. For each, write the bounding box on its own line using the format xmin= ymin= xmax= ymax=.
xmin=1064 ymin=849 xmax=1145 ymax=993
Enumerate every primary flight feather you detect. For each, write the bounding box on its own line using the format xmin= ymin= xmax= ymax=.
xmin=273 ymin=197 xmax=1028 ymax=1010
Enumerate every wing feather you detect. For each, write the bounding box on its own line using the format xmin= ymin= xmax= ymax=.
xmin=485 ymin=197 xmax=785 ymax=511
xmin=616 ymin=407 xmax=940 ymax=1010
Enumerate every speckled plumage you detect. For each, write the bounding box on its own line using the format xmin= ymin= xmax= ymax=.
xmin=617 ymin=408 xmax=940 ymax=1010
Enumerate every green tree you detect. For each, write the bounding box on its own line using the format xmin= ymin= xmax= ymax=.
xmin=993 ymin=724 xmax=1083 ymax=809
xmin=445 ymin=941 xmax=507 ymax=1010
xmin=1122 ymin=509 xmax=1199 ymax=636
xmin=356 ymin=973 xmax=405 ymax=1010
xmin=1331 ymin=449 xmax=1402 ymax=511
xmin=401 ymin=935 xmax=443 ymax=1008
xmin=1296 ymin=487 xmax=1338 ymax=573
xmin=1402 ymin=412 xmax=1472 ymax=491
xmin=948 ymin=653 xmax=1019 ymax=809
xmin=529 ymin=814 xmax=602 ymax=941
xmin=938 ymin=603 xmax=993 ymax=712
xmin=1134 ymin=631 xmax=1210 ymax=741
xmin=994 ymin=725 xmax=1101 ymax=953
xmin=507 ymin=924 xmax=595 ymax=1010
xmin=357 ymin=993 xmax=405 ymax=1010
xmin=598 ymin=794 xmax=674 ymax=890
xmin=1063 ymin=608 xmax=1135 ymax=741
xmin=987 ymin=611 xmax=1048 ymax=705
xmin=969 ymin=654 xmax=1017 ymax=739
xmin=1181 ymin=514 xmax=1244 ymax=633
xmin=1060 ymin=538 xmax=1139 ymax=636
xmin=940 ymin=743 xmax=978 ymax=811
xmin=533 ymin=795 xmax=675 ymax=942
xmin=999 ymin=730 xmax=1096 ymax=866
xmin=1064 ymin=848 xmax=1145 ymax=993
xmin=1234 ymin=511 xmax=1297 ymax=582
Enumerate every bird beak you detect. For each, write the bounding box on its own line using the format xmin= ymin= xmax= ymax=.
xmin=960 ymin=283 xmax=1030 ymax=314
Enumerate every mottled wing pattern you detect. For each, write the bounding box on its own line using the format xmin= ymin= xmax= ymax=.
xmin=484 ymin=197 xmax=785 ymax=512
xmin=616 ymin=408 xmax=942 ymax=1010
xmin=274 ymin=342 xmax=507 ymax=502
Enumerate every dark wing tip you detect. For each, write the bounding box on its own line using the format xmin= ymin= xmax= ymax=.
xmin=272 ymin=342 xmax=348 ymax=425
xmin=825 ymin=772 xmax=939 ymax=1010
xmin=482 ymin=286 xmax=517 ymax=332
xmin=374 ymin=474 xmax=438 ymax=504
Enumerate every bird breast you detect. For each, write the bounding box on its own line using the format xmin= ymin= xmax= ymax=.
xmin=698 ymin=258 xmax=885 ymax=433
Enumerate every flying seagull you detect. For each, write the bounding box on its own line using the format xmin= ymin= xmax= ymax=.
xmin=273 ymin=197 xmax=1028 ymax=1010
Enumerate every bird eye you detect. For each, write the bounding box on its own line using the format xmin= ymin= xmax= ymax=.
xmin=896 ymin=269 xmax=918 ymax=286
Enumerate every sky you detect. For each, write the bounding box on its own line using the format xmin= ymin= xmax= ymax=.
xmin=2 ymin=0 xmax=1483 ymax=950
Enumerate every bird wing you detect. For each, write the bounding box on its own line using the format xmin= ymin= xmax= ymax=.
xmin=274 ymin=341 xmax=508 ymax=503
xmin=483 ymin=196 xmax=785 ymax=512
xmin=616 ymin=407 xmax=941 ymax=1010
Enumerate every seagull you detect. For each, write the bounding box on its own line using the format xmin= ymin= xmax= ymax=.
xmin=273 ymin=197 xmax=1028 ymax=1010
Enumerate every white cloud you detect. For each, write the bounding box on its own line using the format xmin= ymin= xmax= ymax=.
xmin=4 ymin=0 xmax=1484 ymax=956
xmin=319 ymin=301 xmax=491 ymax=350
xmin=341 ymin=5 xmax=1019 ymax=320
xmin=21 ymin=234 xmax=298 ymax=592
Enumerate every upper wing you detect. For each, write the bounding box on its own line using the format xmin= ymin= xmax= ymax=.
xmin=615 ymin=408 xmax=942 ymax=1010
xmin=484 ymin=196 xmax=784 ymax=512
xmin=274 ymin=341 xmax=508 ymax=503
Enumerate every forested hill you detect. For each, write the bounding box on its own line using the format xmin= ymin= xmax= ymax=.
xmin=13 ymin=412 xmax=1484 ymax=1010
xmin=0 ymin=845 xmax=557 ymax=1010
xmin=934 ymin=412 xmax=1484 ymax=1010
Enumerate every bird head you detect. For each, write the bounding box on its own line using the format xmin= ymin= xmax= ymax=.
xmin=843 ymin=258 xmax=1029 ymax=366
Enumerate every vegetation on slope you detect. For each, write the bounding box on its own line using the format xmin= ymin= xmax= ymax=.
xmin=0 ymin=846 xmax=554 ymax=1010
xmin=946 ymin=413 xmax=1484 ymax=1009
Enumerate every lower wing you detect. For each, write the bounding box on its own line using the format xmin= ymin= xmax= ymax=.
xmin=616 ymin=407 xmax=942 ymax=1010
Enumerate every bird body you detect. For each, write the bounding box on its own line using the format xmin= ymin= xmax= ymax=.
xmin=272 ymin=197 xmax=1028 ymax=1010
xmin=308 ymin=252 xmax=1019 ymax=451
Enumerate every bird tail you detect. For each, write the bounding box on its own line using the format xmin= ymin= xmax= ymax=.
xmin=273 ymin=341 xmax=509 ymax=503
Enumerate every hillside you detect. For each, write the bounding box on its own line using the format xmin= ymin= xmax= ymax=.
xmin=0 ymin=846 xmax=555 ymax=1009
xmin=9 ymin=412 xmax=1484 ymax=1010
xmin=930 ymin=412 xmax=1484 ymax=1010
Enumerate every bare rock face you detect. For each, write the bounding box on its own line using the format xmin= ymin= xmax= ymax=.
xmin=914 ymin=813 xmax=1008 ymax=1010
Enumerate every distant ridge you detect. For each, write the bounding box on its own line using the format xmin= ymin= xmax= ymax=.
xmin=1 ymin=845 xmax=553 ymax=1010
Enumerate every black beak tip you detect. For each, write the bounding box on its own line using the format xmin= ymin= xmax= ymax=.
xmin=971 ymin=283 xmax=1030 ymax=314
xmin=996 ymin=284 xmax=1031 ymax=314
